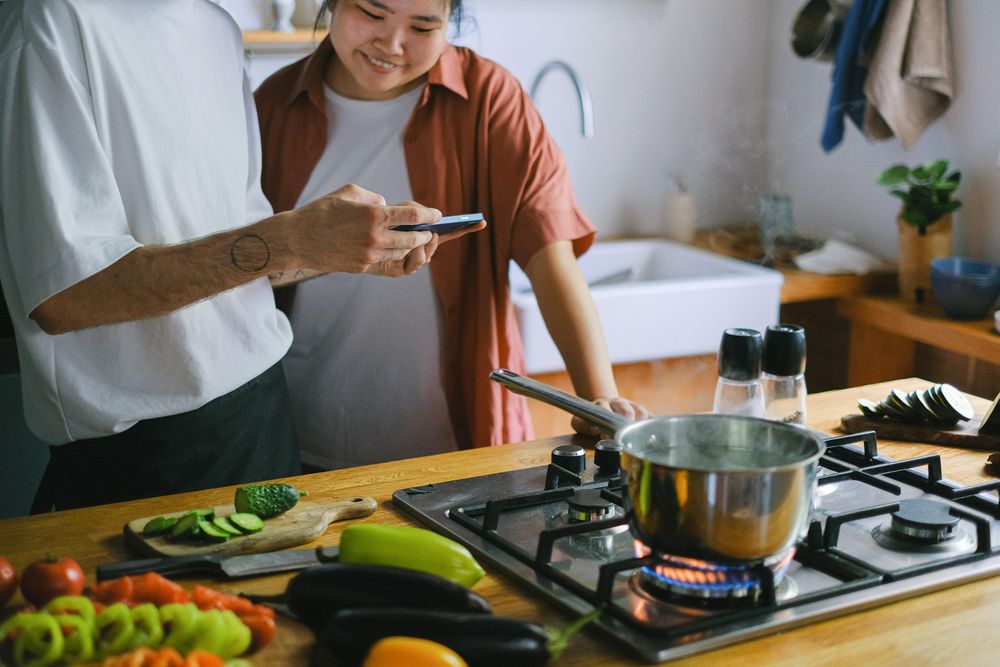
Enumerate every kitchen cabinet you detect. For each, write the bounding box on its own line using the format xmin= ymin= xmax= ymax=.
xmin=2 ymin=379 xmax=998 ymax=665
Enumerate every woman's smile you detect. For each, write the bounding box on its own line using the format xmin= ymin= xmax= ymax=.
xmin=361 ymin=51 xmax=402 ymax=73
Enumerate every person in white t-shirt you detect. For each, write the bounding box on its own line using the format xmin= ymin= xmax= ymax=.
xmin=0 ymin=0 xmax=479 ymax=510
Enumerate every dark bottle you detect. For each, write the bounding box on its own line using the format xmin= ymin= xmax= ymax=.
xmin=712 ymin=328 xmax=764 ymax=417
xmin=762 ymin=324 xmax=808 ymax=424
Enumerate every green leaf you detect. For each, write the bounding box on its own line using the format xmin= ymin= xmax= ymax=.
xmin=945 ymin=170 xmax=962 ymax=185
xmin=877 ymin=164 xmax=909 ymax=186
xmin=921 ymin=159 xmax=949 ymax=183
xmin=889 ymin=189 xmax=908 ymax=200
xmin=910 ymin=165 xmax=933 ymax=183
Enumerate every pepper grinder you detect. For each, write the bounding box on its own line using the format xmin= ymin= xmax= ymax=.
xmin=712 ymin=328 xmax=765 ymax=417
xmin=762 ymin=324 xmax=808 ymax=424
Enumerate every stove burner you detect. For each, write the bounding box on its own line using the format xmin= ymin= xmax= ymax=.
xmin=891 ymin=499 xmax=959 ymax=541
xmin=566 ymin=488 xmax=614 ymax=523
xmin=633 ymin=546 xmax=796 ymax=602
xmin=872 ymin=498 xmax=975 ymax=553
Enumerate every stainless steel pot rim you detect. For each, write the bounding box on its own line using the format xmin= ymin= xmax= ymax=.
xmin=616 ymin=413 xmax=826 ymax=473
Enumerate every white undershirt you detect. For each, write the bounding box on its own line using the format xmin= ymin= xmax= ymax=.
xmin=284 ymin=85 xmax=456 ymax=469
xmin=0 ymin=0 xmax=291 ymax=445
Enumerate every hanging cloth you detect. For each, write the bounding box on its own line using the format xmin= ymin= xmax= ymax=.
xmin=862 ymin=0 xmax=954 ymax=149
xmin=820 ymin=0 xmax=889 ymax=152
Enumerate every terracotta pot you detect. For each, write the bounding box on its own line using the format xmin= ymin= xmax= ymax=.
xmin=897 ymin=214 xmax=953 ymax=304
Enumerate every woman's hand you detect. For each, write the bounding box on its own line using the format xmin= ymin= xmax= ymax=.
xmin=571 ymin=397 xmax=652 ymax=437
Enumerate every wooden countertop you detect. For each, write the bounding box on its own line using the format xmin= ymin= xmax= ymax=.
xmin=689 ymin=229 xmax=897 ymax=304
xmin=2 ymin=380 xmax=998 ymax=665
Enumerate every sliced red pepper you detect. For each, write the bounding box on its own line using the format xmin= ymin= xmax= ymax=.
xmin=90 ymin=576 xmax=134 ymax=605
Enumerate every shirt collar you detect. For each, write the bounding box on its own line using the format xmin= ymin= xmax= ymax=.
xmin=285 ymin=38 xmax=468 ymax=108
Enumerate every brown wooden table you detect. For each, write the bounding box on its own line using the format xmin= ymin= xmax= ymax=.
xmin=2 ymin=380 xmax=998 ymax=665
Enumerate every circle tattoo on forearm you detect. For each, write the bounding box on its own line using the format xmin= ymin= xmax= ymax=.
xmin=230 ymin=234 xmax=271 ymax=272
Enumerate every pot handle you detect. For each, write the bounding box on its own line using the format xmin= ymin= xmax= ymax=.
xmin=490 ymin=369 xmax=630 ymax=434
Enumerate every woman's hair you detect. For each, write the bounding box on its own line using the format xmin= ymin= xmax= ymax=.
xmin=315 ymin=1 xmax=468 ymax=35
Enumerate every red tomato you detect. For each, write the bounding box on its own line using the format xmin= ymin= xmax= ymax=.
xmin=0 ymin=556 xmax=17 ymax=606
xmin=19 ymin=556 xmax=85 ymax=607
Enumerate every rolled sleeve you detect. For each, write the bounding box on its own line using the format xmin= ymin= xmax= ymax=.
xmin=483 ymin=71 xmax=596 ymax=270
xmin=1 ymin=39 xmax=139 ymax=316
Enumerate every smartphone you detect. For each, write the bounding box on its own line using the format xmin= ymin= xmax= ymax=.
xmin=391 ymin=212 xmax=485 ymax=235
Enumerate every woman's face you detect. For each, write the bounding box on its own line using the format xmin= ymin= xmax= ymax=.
xmin=326 ymin=0 xmax=451 ymax=101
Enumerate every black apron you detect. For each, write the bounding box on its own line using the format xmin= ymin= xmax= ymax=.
xmin=32 ymin=362 xmax=301 ymax=512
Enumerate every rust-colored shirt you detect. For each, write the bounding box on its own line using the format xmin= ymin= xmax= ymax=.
xmin=254 ymin=40 xmax=595 ymax=449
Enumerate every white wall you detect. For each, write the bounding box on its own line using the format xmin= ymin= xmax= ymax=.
xmin=226 ymin=0 xmax=998 ymax=261
xmin=765 ymin=0 xmax=1000 ymax=262
xmin=227 ymin=0 xmax=773 ymax=240
xmin=453 ymin=0 xmax=773 ymax=239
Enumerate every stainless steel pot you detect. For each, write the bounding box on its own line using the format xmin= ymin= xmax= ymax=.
xmin=490 ymin=369 xmax=825 ymax=563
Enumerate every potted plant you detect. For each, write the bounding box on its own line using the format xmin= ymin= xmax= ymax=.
xmin=877 ymin=159 xmax=962 ymax=304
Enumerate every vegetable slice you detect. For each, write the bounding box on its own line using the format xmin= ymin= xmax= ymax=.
xmin=228 ymin=514 xmax=263 ymax=534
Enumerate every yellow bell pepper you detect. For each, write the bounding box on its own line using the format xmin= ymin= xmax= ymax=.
xmin=362 ymin=637 xmax=468 ymax=667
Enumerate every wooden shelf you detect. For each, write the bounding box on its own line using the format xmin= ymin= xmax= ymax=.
xmin=689 ymin=228 xmax=897 ymax=304
xmin=243 ymin=28 xmax=323 ymax=44
xmin=839 ymin=294 xmax=1000 ymax=364
xmin=242 ymin=29 xmax=323 ymax=54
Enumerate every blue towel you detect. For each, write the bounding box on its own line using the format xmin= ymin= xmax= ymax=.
xmin=821 ymin=0 xmax=889 ymax=152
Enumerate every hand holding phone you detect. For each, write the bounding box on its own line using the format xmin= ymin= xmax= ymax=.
xmin=391 ymin=213 xmax=485 ymax=235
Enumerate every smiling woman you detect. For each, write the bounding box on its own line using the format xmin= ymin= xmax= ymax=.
xmin=254 ymin=0 xmax=649 ymax=471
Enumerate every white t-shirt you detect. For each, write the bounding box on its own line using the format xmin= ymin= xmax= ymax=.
xmin=284 ymin=85 xmax=456 ymax=469
xmin=0 ymin=0 xmax=292 ymax=444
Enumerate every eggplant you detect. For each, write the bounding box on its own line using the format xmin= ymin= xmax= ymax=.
xmin=249 ymin=563 xmax=491 ymax=628
xmin=321 ymin=607 xmax=600 ymax=667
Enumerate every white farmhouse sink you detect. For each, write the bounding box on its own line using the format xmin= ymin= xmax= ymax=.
xmin=509 ymin=239 xmax=784 ymax=374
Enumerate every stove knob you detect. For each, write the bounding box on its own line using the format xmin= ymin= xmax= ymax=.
xmin=594 ymin=439 xmax=621 ymax=474
xmin=551 ymin=444 xmax=586 ymax=474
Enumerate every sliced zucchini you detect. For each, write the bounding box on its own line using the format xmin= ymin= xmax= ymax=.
xmin=196 ymin=518 xmax=230 ymax=543
xmin=142 ymin=516 xmax=173 ymax=537
xmin=229 ymin=513 xmax=264 ymax=534
xmin=169 ymin=511 xmax=202 ymax=540
xmin=212 ymin=515 xmax=243 ymax=537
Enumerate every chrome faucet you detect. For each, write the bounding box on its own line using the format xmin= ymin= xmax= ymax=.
xmin=528 ymin=60 xmax=594 ymax=139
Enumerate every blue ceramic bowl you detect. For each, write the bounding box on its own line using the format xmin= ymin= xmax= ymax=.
xmin=930 ymin=257 xmax=1000 ymax=319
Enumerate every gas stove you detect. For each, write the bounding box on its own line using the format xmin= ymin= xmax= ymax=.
xmin=393 ymin=431 xmax=1000 ymax=663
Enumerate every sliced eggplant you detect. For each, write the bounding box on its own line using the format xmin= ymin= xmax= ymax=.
xmin=877 ymin=398 xmax=911 ymax=422
xmin=914 ymin=390 xmax=952 ymax=424
xmin=858 ymin=399 xmax=883 ymax=419
xmin=939 ymin=384 xmax=974 ymax=422
xmin=888 ymin=389 xmax=921 ymax=420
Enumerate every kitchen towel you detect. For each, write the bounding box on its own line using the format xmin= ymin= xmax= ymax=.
xmin=863 ymin=0 xmax=954 ymax=149
xmin=793 ymin=239 xmax=893 ymax=275
xmin=820 ymin=0 xmax=889 ymax=153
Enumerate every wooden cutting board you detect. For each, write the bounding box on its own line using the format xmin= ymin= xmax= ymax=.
xmin=124 ymin=497 xmax=377 ymax=557
xmin=840 ymin=413 xmax=1000 ymax=451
